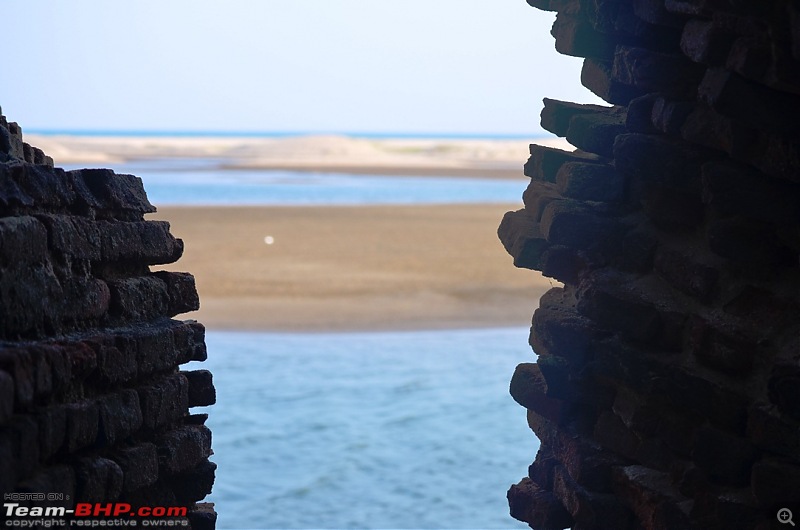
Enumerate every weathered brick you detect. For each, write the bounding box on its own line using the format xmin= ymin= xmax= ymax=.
xmin=510 ymin=363 xmax=569 ymax=423
xmin=614 ymin=133 xmax=706 ymax=193
xmin=498 ymin=209 xmax=549 ymax=270
xmin=0 ymin=348 xmax=35 ymax=406
xmin=701 ymin=160 xmax=798 ymax=223
xmin=618 ymin=227 xmax=657 ymax=272
xmin=680 ymin=19 xmax=736 ymax=65
xmin=37 ymin=405 xmax=66 ymax=459
xmin=107 ymin=276 xmax=170 ymax=322
xmin=552 ymin=13 xmax=616 ymax=60
xmin=707 ymin=217 xmax=794 ymax=268
xmin=612 ymin=466 xmax=693 ymax=529
xmin=651 ymin=98 xmax=694 ymax=135
xmin=632 ymin=0 xmax=685 ymax=28
xmin=0 ymin=262 xmax=64 ymax=339
xmin=97 ymin=389 xmax=143 ymax=446
xmin=133 ymin=324 xmax=179 ymax=376
xmin=508 ymin=477 xmax=573 ymax=529
xmin=78 ymin=169 xmax=156 ymax=215
xmin=751 ymin=458 xmax=800 ymax=506
xmin=0 ymin=429 xmax=16 ymax=493
xmin=539 ymin=244 xmax=588 ymax=284
xmin=86 ymin=335 xmax=137 ymax=386
xmin=625 ymin=93 xmax=660 ymax=134
xmin=174 ymin=320 xmax=208 ymax=364
xmin=654 ymin=247 xmax=719 ymax=302
xmin=530 ymin=291 xmax=604 ymax=363
xmin=576 ymin=273 xmax=662 ymax=342
xmin=36 ymin=343 xmax=73 ymax=396
xmin=158 ymin=424 xmax=212 ymax=475
xmin=613 ymin=45 xmax=704 ymax=97
xmin=0 ymin=163 xmax=34 ymax=208
xmin=187 ymin=503 xmax=218 ymax=530
xmin=565 ymin=112 xmax=627 ymax=158
xmin=541 ymin=98 xmax=614 ymax=137
xmin=100 ymin=220 xmax=183 ymax=264
xmin=699 ymin=68 xmax=800 ymax=138
xmin=522 ymin=181 xmax=561 ymax=222
xmin=113 ymin=443 xmax=159 ymax=493
xmin=594 ymin=410 xmax=641 ymax=460
xmin=612 ymin=386 xmax=659 ymax=436
xmin=11 ymin=164 xmax=76 ymax=209
xmin=655 ymin=366 xmax=748 ymax=433
xmin=541 ymin=200 xmax=623 ymax=252
xmin=0 ymin=216 xmax=47 ymax=266
xmin=553 ymin=465 xmax=633 ymax=529
xmin=525 ymin=143 xmax=604 ymax=183
xmin=556 ymin=162 xmax=624 ymax=202
xmin=2 ymin=416 xmax=39 ymax=482
xmin=747 ymin=404 xmax=800 ymax=458
xmin=529 ymin=409 xmax=626 ymax=494
xmin=687 ymin=316 xmax=756 ymax=375
xmin=138 ymin=373 xmax=189 ymax=430
xmin=693 ymin=425 xmax=758 ymax=486
xmin=171 ymin=459 xmax=217 ymax=504
xmin=726 ymin=36 xmax=771 ymax=82
xmin=59 ymin=340 xmax=98 ymax=381
xmin=768 ymin=363 xmax=800 ymax=421
xmin=36 ymin=214 xmax=101 ymax=260
xmin=690 ymin=488 xmax=761 ymax=530
xmin=153 ymin=271 xmax=200 ymax=316
xmin=183 ymin=370 xmax=216 ymax=407
xmin=529 ymin=444 xmax=559 ymax=489
xmin=64 ymin=400 xmax=99 ymax=452
xmin=0 ymin=370 xmax=11 ymax=424
xmin=74 ymin=456 xmax=123 ymax=502
xmin=582 ymin=58 xmax=646 ymax=105
xmin=17 ymin=465 xmax=76 ymax=502
xmin=172 ymin=320 xmax=208 ymax=364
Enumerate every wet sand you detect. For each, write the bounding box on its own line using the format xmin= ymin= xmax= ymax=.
xmin=150 ymin=204 xmax=554 ymax=331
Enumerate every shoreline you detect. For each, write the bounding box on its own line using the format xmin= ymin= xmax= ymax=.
xmin=27 ymin=133 xmax=572 ymax=179
xmin=150 ymin=204 xmax=552 ymax=332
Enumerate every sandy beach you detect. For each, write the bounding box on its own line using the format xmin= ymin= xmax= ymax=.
xmin=27 ymin=133 xmax=570 ymax=178
xmin=150 ymin=204 xmax=553 ymax=331
xmin=27 ymin=133 xmax=564 ymax=331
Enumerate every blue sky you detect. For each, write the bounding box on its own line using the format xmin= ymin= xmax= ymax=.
xmin=3 ymin=0 xmax=603 ymax=136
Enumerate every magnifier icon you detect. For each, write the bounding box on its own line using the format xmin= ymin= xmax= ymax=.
xmin=779 ymin=508 xmax=795 ymax=526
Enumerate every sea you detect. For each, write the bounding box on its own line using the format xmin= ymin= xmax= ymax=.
xmin=70 ymin=158 xmax=528 ymax=207
xmin=59 ymin=152 xmax=540 ymax=529
xmin=194 ymin=328 xmax=538 ymax=530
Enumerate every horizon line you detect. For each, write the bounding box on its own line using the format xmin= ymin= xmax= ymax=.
xmin=25 ymin=128 xmax=551 ymax=141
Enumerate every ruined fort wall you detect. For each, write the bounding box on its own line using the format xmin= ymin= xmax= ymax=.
xmin=499 ymin=0 xmax=800 ymax=528
xmin=0 ymin=111 xmax=215 ymax=528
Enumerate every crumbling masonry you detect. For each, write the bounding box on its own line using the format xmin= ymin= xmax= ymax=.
xmin=499 ymin=0 xmax=800 ymax=528
xmin=0 ymin=112 xmax=216 ymax=527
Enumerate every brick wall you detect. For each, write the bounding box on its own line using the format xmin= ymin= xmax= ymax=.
xmin=500 ymin=1 xmax=800 ymax=528
xmin=0 ymin=110 xmax=216 ymax=528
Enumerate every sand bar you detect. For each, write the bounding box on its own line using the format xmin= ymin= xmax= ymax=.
xmin=150 ymin=204 xmax=555 ymax=332
xmin=28 ymin=133 xmax=572 ymax=178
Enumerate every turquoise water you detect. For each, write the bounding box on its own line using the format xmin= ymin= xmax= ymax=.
xmin=193 ymin=329 xmax=538 ymax=529
xmin=63 ymin=159 xmax=525 ymax=206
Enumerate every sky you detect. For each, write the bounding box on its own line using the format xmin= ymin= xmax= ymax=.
xmin=3 ymin=0 xmax=604 ymax=136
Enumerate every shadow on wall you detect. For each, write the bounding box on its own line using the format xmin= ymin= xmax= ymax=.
xmin=499 ymin=0 xmax=800 ymax=528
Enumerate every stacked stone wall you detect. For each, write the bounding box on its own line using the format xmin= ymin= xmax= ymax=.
xmin=0 ymin=110 xmax=215 ymax=528
xmin=500 ymin=0 xmax=800 ymax=528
